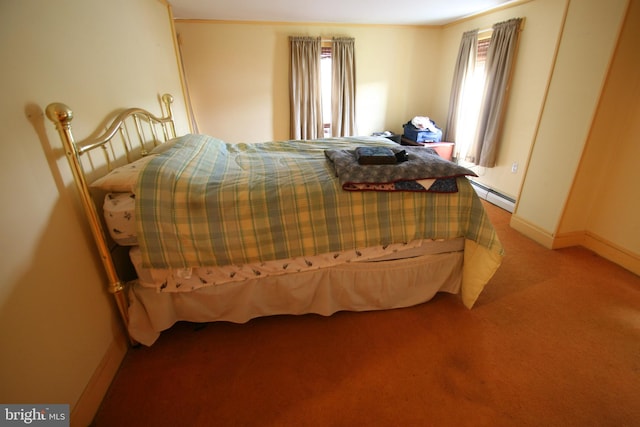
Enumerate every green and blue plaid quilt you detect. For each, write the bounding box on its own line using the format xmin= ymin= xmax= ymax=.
xmin=135 ymin=134 xmax=503 ymax=269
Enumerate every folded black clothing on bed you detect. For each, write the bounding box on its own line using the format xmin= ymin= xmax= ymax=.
xmin=355 ymin=146 xmax=408 ymax=165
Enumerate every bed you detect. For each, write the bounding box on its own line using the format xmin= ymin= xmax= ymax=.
xmin=46 ymin=94 xmax=503 ymax=346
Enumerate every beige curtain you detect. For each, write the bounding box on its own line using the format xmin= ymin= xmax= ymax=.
xmin=331 ymin=37 xmax=357 ymax=137
xmin=470 ymin=18 xmax=523 ymax=167
xmin=443 ymin=29 xmax=478 ymax=155
xmin=290 ymin=36 xmax=323 ymax=140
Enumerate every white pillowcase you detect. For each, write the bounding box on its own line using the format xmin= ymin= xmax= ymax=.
xmin=103 ymin=192 xmax=137 ymax=245
xmin=90 ymin=154 xmax=156 ymax=193
xmin=89 ymin=137 xmax=183 ymax=192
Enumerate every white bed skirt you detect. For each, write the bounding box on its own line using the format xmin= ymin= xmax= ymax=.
xmin=128 ymin=250 xmax=464 ymax=346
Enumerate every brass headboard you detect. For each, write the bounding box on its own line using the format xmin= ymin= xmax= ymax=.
xmin=45 ymin=94 xmax=178 ymax=341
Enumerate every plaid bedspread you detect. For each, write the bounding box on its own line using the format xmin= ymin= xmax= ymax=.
xmin=135 ymin=134 xmax=503 ymax=269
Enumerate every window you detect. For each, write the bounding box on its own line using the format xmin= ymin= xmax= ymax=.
xmin=447 ymin=18 xmax=522 ymax=167
xmin=290 ymin=36 xmax=356 ymax=139
xmin=320 ymin=44 xmax=332 ymax=137
xmin=456 ymin=32 xmax=492 ymax=165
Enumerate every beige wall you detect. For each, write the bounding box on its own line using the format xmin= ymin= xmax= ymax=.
xmin=176 ymin=21 xmax=442 ymax=142
xmin=557 ymin=0 xmax=640 ymax=271
xmin=0 ymin=0 xmax=188 ymax=424
xmin=436 ymin=0 xmax=568 ymax=200
xmin=514 ymin=0 xmax=628 ymax=236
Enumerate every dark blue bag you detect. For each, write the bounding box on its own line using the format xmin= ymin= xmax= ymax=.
xmin=402 ymin=120 xmax=443 ymax=143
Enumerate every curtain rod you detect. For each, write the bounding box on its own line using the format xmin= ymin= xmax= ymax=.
xmin=321 ymin=37 xmax=354 ymax=42
xmin=479 ymin=16 xmax=526 ymax=34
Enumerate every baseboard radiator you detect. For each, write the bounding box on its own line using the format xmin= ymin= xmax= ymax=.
xmin=469 ymin=180 xmax=516 ymax=213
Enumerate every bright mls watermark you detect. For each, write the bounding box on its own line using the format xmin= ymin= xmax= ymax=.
xmin=0 ymin=405 xmax=68 ymax=426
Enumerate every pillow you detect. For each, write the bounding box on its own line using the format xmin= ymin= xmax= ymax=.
xmin=149 ymin=137 xmax=182 ymax=155
xmin=103 ymin=192 xmax=138 ymax=245
xmin=90 ymin=154 xmax=156 ymax=193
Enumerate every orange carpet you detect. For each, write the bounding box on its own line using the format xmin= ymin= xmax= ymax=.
xmin=91 ymin=202 xmax=640 ymax=426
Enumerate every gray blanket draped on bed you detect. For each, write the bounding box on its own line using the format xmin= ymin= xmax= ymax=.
xmin=324 ymin=146 xmax=476 ymax=190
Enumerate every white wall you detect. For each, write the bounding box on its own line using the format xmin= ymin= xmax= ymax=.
xmin=513 ymin=0 xmax=628 ymax=241
xmin=0 ymin=0 xmax=187 ymax=424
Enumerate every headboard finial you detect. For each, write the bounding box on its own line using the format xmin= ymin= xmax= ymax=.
xmin=161 ymin=93 xmax=173 ymax=105
xmin=46 ymin=102 xmax=74 ymax=126
xmin=161 ymin=94 xmax=174 ymax=120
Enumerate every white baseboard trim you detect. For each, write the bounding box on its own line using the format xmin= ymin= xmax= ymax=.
xmin=582 ymin=232 xmax=640 ymax=276
xmin=552 ymin=230 xmax=585 ymax=248
xmin=70 ymin=332 xmax=128 ymax=427
xmin=509 ymin=214 xmax=555 ymax=249
xmin=513 ymin=219 xmax=640 ymax=276
xmin=469 ymin=180 xmax=516 ymax=213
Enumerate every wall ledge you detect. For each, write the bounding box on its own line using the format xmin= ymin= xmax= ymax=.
xmin=554 ymin=230 xmax=639 ymax=275
xmin=581 ymin=232 xmax=640 ymax=276
xmin=552 ymin=230 xmax=585 ymax=248
xmin=509 ymin=214 xmax=555 ymax=249
xmin=511 ymin=214 xmax=640 ymax=276
xmin=70 ymin=332 xmax=128 ymax=426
